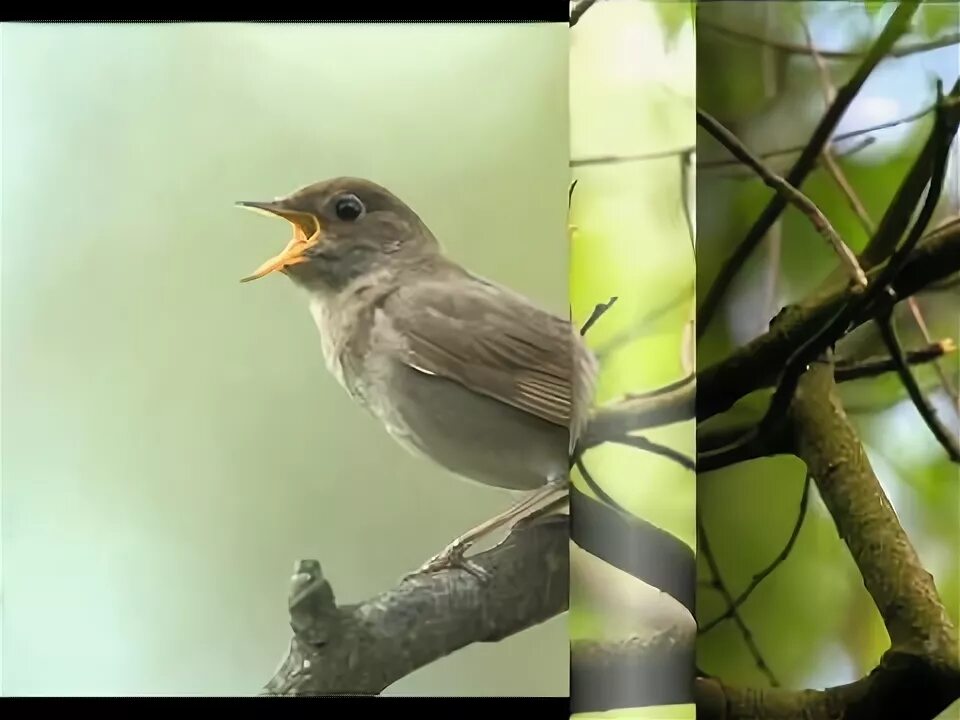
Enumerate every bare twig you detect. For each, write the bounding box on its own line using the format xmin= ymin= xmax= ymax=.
xmin=571 ymin=145 xmax=695 ymax=168
xmin=701 ymin=18 xmax=960 ymax=61
xmin=580 ymin=296 xmax=619 ymax=336
xmin=803 ymin=23 xmax=960 ymax=411
xmin=836 ymin=340 xmax=957 ymax=382
xmin=605 ymin=100 xmax=958 ymax=174
xmin=574 ymin=454 xmax=624 ymax=513
xmin=697 ymin=125 xmax=960 ymax=422
xmin=606 ymin=433 xmax=696 ymax=472
xmin=876 ymin=313 xmax=960 ymax=462
xmin=680 ymin=149 xmax=696 ymax=252
xmin=697 ymin=107 xmax=868 ymax=288
xmin=583 ymin=378 xmax=696 ymax=449
xmin=697 ymin=1 xmax=922 ymax=337
xmin=570 ymin=0 xmax=598 ymax=27
xmin=699 ymin=474 xmax=811 ymax=634
xmin=697 ymin=520 xmax=780 ymax=687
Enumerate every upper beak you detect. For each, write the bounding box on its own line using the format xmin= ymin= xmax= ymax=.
xmin=235 ymin=200 xmax=321 ymax=283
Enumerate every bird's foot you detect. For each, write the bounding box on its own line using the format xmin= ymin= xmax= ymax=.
xmin=401 ymin=539 xmax=491 ymax=584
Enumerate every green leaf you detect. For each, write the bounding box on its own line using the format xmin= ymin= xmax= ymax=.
xmin=864 ymin=0 xmax=892 ymax=18
xmin=655 ymin=0 xmax=691 ymax=43
xmin=918 ymin=2 xmax=959 ymax=39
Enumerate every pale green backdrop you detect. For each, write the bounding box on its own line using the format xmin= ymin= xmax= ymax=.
xmin=0 ymin=22 xmax=570 ymax=696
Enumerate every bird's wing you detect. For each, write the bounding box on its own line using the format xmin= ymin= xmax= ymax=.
xmin=377 ymin=273 xmax=597 ymax=433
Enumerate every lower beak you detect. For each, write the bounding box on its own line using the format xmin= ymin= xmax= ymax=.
xmin=236 ymin=201 xmax=321 ymax=283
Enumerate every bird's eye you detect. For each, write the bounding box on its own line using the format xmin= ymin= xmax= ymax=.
xmin=334 ymin=194 xmax=365 ymax=222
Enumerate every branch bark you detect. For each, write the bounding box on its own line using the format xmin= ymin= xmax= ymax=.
xmin=788 ymin=355 xmax=958 ymax=661
xmin=263 ymin=517 xmax=569 ymax=696
xmin=696 ymin=354 xmax=960 ymax=720
xmin=697 ymin=219 xmax=960 ymax=422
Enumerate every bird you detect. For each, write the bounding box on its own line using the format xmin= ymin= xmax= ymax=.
xmin=236 ymin=177 xmax=598 ymax=580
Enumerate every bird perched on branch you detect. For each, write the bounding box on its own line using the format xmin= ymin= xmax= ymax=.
xmin=237 ymin=177 xmax=598 ymax=579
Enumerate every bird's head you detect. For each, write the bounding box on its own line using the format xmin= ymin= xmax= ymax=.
xmin=236 ymin=177 xmax=439 ymax=290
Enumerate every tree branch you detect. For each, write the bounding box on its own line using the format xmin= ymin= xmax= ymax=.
xmin=876 ymin=314 xmax=960 ymax=462
xmin=698 ymin=217 xmax=960 ymax=422
xmin=700 ymin=17 xmax=960 ymax=61
xmin=581 ymin=378 xmax=696 ymax=450
xmin=696 ymin=107 xmax=867 ymax=288
xmin=263 ymin=518 xmax=569 ymax=696
xmin=788 ymin=355 xmax=957 ymax=661
xmin=572 ymin=628 xmax=695 ymax=713
xmin=697 ymin=1 xmax=921 ymax=337
xmin=836 ymin=340 xmax=956 ymax=382
xmin=698 ymin=520 xmax=780 ymax=687
xmin=699 ymin=474 xmax=811 ymax=635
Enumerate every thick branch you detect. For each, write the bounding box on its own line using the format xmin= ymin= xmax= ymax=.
xmin=572 ymin=628 xmax=695 ymax=713
xmin=581 ymin=377 xmax=696 ymax=449
xmin=698 ymin=220 xmax=960 ymax=421
xmin=696 ymin=651 xmax=960 ymax=720
xmin=263 ymin=519 xmax=568 ymax=695
xmin=788 ymin=356 xmax=958 ymax=661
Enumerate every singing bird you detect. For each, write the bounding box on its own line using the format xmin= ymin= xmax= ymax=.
xmin=237 ymin=177 xmax=598 ymax=579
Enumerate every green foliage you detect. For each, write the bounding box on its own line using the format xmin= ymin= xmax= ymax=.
xmin=696 ymin=0 xmax=959 ymax=692
xmin=918 ymin=2 xmax=960 ymax=38
xmin=656 ymin=0 xmax=693 ymax=45
xmin=864 ymin=0 xmax=892 ymax=18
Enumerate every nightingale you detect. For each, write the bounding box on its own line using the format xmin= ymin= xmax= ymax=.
xmin=237 ymin=177 xmax=598 ymax=579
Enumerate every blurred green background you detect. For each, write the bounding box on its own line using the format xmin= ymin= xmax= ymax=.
xmin=569 ymin=2 xmax=695 ymax=718
xmin=0 ymin=22 xmax=570 ymax=696
xmin=696 ymin=0 xmax=959 ymax=692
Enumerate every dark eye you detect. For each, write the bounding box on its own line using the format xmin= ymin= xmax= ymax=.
xmin=334 ymin=194 xmax=364 ymax=222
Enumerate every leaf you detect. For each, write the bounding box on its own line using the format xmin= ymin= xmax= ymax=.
xmin=918 ymin=2 xmax=959 ymax=39
xmin=864 ymin=0 xmax=892 ymax=18
xmin=655 ymin=0 xmax=692 ymax=44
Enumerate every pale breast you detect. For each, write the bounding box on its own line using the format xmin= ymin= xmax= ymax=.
xmin=308 ymin=295 xmax=356 ymax=391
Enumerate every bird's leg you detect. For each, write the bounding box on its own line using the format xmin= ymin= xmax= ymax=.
xmin=402 ymin=475 xmax=568 ymax=583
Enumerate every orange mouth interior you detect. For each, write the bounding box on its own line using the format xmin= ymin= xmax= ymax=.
xmin=241 ymin=217 xmax=321 ymax=283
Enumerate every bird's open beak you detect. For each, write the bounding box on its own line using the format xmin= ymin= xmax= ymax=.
xmin=236 ymin=200 xmax=322 ymax=283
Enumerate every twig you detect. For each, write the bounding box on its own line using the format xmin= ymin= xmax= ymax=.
xmin=876 ymin=314 xmax=960 ymax=462
xmin=571 ymin=145 xmax=695 ymax=168
xmin=701 ymin=17 xmax=960 ymax=61
xmin=710 ymin=140 xmax=879 ymax=184
xmin=595 ymin=283 xmax=692 ymax=361
xmin=906 ymin=299 xmax=960 ymax=405
xmin=803 ymin=23 xmax=960 ymax=410
xmin=699 ymin=474 xmax=811 ymax=635
xmin=697 ymin=139 xmax=960 ymax=423
xmin=836 ymin=340 xmax=957 ymax=382
xmin=570 ymin=0 xmax=597 ymax=27
xmin=696 ymin=1 xmax=921 ymax=337
xmin=573 ymin=135 xmax=872 ymax=171
xmin=697 ymin=520 xmax=780 ymax=687
xmin=680 ymin=149 xmax=696 ymax=252
xmin=580 ymin=296 xmax=619 ymax=336
xmin=583 ymin=377 xmax=696 ymax=449
xmin=606 ymin=433 xmax=696 ymax=472
xmin=697 ymin=107 xmax=868 ymax=288
xmin=574 ymin=454 xmax=625 ymax=513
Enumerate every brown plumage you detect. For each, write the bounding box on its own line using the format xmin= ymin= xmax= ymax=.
xmin=238 ymin=177 xmax=598 ymax=578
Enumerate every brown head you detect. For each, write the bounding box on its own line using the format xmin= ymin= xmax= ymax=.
xmin=236 ymin=177 xmax=440 ymax=291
